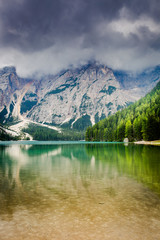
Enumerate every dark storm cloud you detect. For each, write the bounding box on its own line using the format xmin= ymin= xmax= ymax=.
xmin=0 ymin=0 xmax=159 ymax=75
xmin=0 ymin=0 xmax=159 ymax=51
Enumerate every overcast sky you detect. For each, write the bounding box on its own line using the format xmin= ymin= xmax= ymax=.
xmin=0 ymin=0 xmax=160 ymax=77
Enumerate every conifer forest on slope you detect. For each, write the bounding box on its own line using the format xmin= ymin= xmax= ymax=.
xmin=85 ymin=81 xmax=160 ymax=142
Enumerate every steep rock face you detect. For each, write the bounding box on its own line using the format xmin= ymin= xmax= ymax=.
xmin=28 ymin=64 xmax=135 ymax=126
xmin=0 ymin=67 xmax=33 ymax=122
xmin=0 ymin=63 xmax=160 ymax=129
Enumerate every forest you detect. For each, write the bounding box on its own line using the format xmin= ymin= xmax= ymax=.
xmin=22 ymin=124 xmax=85 ymax=141
xmin=85 ymin=81 xmax=160 ymax=142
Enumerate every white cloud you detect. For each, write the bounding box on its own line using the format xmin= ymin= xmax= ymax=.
xmin=108 ymin=16 xmax=160 ymax=37
xmin=0 ymin=39 xmax=93 ymax=77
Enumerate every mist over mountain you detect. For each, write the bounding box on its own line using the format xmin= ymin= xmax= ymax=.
xmin=0 ymin=63 xmax=160 ymax=131
xmin=0 ymin=0 xmax=160 ymax=76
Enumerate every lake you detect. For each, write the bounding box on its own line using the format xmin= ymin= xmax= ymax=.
xmin=0 ymin=141 xmax=160 ymax=240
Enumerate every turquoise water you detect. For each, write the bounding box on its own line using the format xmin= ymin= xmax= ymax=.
xmin=0 ymin=142 xmax=160 ymax=240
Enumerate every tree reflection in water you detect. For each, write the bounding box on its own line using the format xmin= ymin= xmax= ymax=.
xmin=0 ymin=143 xmax=160 ymax=240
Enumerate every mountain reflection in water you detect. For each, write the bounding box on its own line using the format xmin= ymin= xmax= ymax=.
xmin=0 ymin=143 xmax=160 ymax=240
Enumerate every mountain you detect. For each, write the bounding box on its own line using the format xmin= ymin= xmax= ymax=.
xmin=0 ymin=124 xmax=20 ymax=140
xmin=113 ymin=65 xmax=160 ymax=89
xmin=0 ymin=63 xmax=160 ymax=133
xmin=85 ymin=80 xmax=160 ymax=142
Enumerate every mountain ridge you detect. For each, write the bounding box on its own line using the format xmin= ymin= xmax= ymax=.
xmin=0 ymin=63 xmax=160 ymax=133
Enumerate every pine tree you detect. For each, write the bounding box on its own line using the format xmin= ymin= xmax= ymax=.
xmin=133 ymin=118 xmax=142 ymax=140
xmin=125 ymin=120 xmax=133 ymax=141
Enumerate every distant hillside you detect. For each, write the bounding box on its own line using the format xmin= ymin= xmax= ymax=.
xmin=85 ymin=81 xmax=160 ymax=142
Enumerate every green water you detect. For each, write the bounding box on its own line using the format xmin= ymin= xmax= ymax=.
xmin=0 ymin=142 xmax=160 ymax=240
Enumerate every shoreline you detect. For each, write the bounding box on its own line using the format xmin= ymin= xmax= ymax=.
xmin=134 ymin=140 xmax=160 ymax=146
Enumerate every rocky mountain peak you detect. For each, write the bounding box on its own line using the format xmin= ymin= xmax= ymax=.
xmin=0 ymin=66 xmax=16 ymax=74
xmin=0 ymin=63 xmax=160 ymax=130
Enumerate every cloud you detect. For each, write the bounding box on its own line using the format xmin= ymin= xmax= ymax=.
xmin=0 ymin=0 xmax=159 ymax=76
xmin=108 ymin=16 xmax=160 ymax=38
xmin=0 ymin=39 xmax=93 ymax=77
